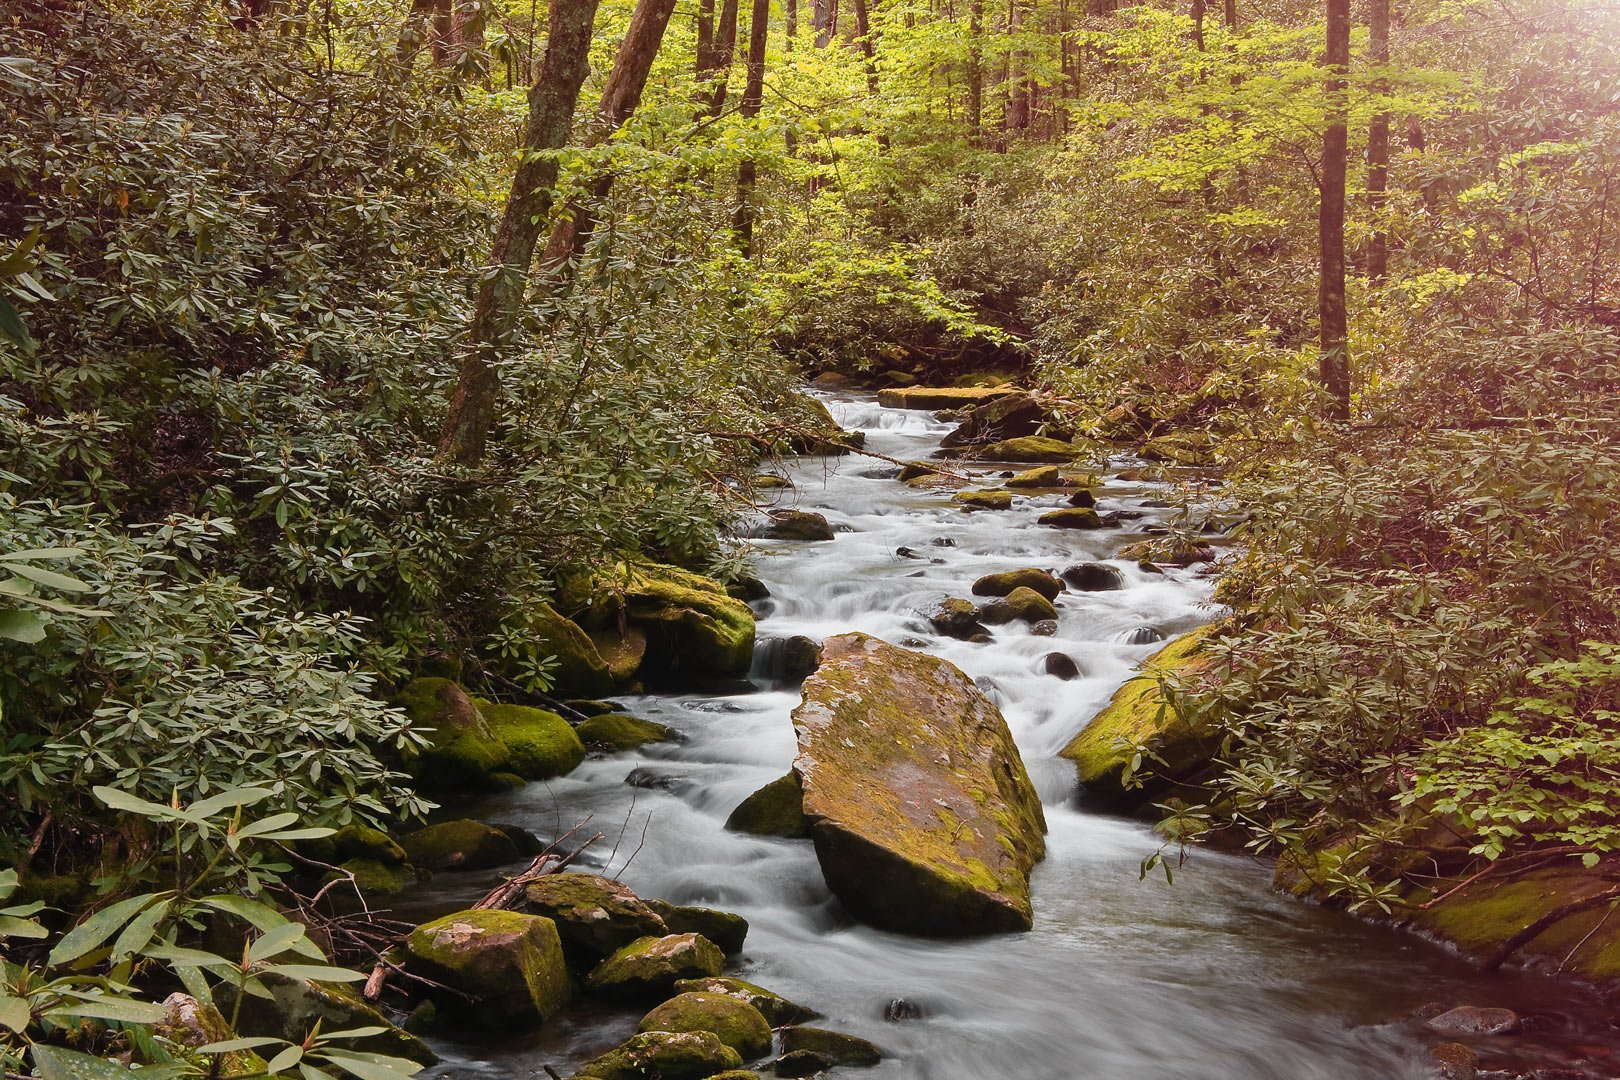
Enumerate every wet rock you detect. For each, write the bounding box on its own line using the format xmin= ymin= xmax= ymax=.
xmin=1042 ymin=653 xmax=1082 ymax=680
xmin=931 ymin=537 xmax=955 ymax=547
xmin=1061 ymin=562 xmax=1125 ymax=592
xmin=577 ymin=1031 xmax=744 ymax=1080
xmin=754 ymin=474 xmax=792 ymax=489
xmin=566 ymin=698 xmax=624 ymax=717
xmin=1137 ymin=560 xmax=1165 ymax=574
xmin=926 ymin=597 xmax=989 ymax=641
xmin=646 ymin=900 xmax=748 ymax=956
xmin=157 ymin=993 xmax=267 ymax=1077
xmin=399 ymin=819 xmax=519 ymax=872
xmin=323 ymin=823 xmax=407 ymax=866
xmin=941 ymin=393 xmax=1069 ymax=450
xmin=1120 ymin=626 xmax=1164 ymax=645
xmin=1138 ymin=431 xmax=1215 ymax=466
xmin=1116 ymin=538 xmax=1215 ymax=567
xmin=977 ymin=436 xmax=1083 ymax=463
xmin=675 ymin=977 xmax=818 ymax=1026
xmin=773 ymin=1050 xmax=835 ymax=1077
xmin=791 ymin=634 xmax=1047 ymax=935
xmin=1426 ymin=1007 xmax=1521 ymax=1037
xmin=405 ymin=909 xmax=571 ymax=1026
xmin=972 ymin=568 xmax=1062 ymax=601
xmin=726 ymin=774 xmax=810 ymax=839
xmin=639 ymin=992 xmax=773 ymax=1060
xmin=562 ymin=562 xmax=756 ymax=680
xmin=1030 ymin=619 xmax=1059 ymax=637
xmin=521 ymin=873 xmax=669 ymax=966
xmin=328 ymin=858 xmax=412 ymax=905
xmin=978 ymin=586 xmax=1057 ymax=625
xmin=951 ymin=488 xmax=1013 ymax=511
xmin=782 ymin=394 xmax=864 ymax=455
xmin=1038 ymin=507 xmax=1104 ymax=529
xmin=897 ymin=460 xmax=946 ymax=482
xmin=967 ymin=631 xmax=993 ymax=644
xmin=764 ymin=510 xmax=836 ymax=542
xmin=778 ymin=1027 xmax=882 ymax=1067
xmin=1004 ymin=465 xmax=1081 ymax=489
xmin=586 ymin=933 xmax=727 ymax=999
xmin=1431 ymin=1042 xmax=1479 ymax=1080
xmin=216 ymin=972 xmax=437 ymax=1065
xmin=876 ymin=386 xmax=1021 ymax=410
xmin=393 ymin=678 xmax=509 ymax=788
xmin=781 ymin=636 xmax=823 ymax=679
xmin=1067 ymin=489 xmax=1097 ymax=509
xmin=896 ymin=546 xmax=925 ymax=559
xmin=727 ymin=575 xmax=771 ymax=602
xmin=577 ymin=712 xmax=677 ymax=751
xmin=487 ymin=603 xmax=614 ymax=697
xmin=883 ymin=998 xmax=924 ymax=1021
xmin=625 ymin=767 xmax=684 ymax=791
xmin=480 ymin=702 xmax=586 ymax=780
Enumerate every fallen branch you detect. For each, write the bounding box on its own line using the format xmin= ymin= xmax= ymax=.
xmin=1482 ymin=885 xmax=1620 ymax=972
xmin=474 ymin=828 xmax=603 ymax=911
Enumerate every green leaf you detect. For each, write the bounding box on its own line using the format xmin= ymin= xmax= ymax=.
xmin=0 ymin=994 xmax=31 ymax=1034
xmin=233 ymin=812 xmax=304 ymax=839
xmin=316 ymin=1048 xmax=426 ymax=1080
xmin=196 ymin=895 xmax=289 ymax=932
xmin=199 ymin=1037 xmax=287 ymax=1054
xmin=31 ymin=1044 xmax=190 ymax=1080
xmin=49 ymin=893 xmax=165 ymax=967
xmin=92 ymin=786 xmax=182 ymax=819
xmin=0 ymin=548 xmax=84 ymax=562
xmin=2 ymin=561 xmax=92 ymax=593
xmin=0 ymin=609 xmax=48 ymax=643
xmin=42 ymin=995 xmax=168 ymax=1025
xmin=261 ymin=965 xmax=366 ymax=983
xmin=246 ymin=922 xmax=310 ymax=965
xmin=0 ymin=295 xmax=33 ymax=352
xmin=265 ymin=1044 xmax=305 ymax=1074
xmin=0 ymin=914 xmax=49 ymax=939
xmin=189 ymin=787 xmax=275 ymax=819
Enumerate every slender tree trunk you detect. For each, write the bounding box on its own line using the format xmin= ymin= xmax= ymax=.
xmin=699 ymin=0 xmax=740 ymax=113
xmin=1318 ymin=0 xmax=1351 ymax=420
xmin=1365 ymin=0 xmax=1390 ymax=283
xmin=734 ymin=0 xmax=770 ymax=253
xmin=785 ymin=0 xmax=797 ymax=45
xmin=966 ymin=0 xmax=983 ymax=143
xmin=814 ymin=0 xmax=837 ymax=47
xmin=697 ymin=0 xmax=715 ymax=67
xmin=1005 ymin=0 xmax=1029 ymax=131
xmin=397 ymin=0 xmax=452 ymax=61
xmin=851 ymin=0 xmax=879 ymax=94
xmin=437 ymin=0 xmax=603 ymax=465
xmin=541 ymin=0 xmax=680 ymax=276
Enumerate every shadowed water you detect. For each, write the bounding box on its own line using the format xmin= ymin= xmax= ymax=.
xmin=419 ymin=394 xmax=1620 ymax=1080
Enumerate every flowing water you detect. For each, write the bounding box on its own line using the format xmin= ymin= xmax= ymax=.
xmin=419 ymin=393 xmax=1620 ymax=1080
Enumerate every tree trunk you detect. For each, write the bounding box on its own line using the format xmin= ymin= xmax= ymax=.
xmin=814 ymin=0 xmax=837 ymax=47
xmin=785 ymin=0 xmax=797 ymax=46
xmin=1005 ymin=0 xmax=1028 ymax=131
xmin=1318 ymin=0 xmax=1352 ymax=420
xmin=437 ymin=0 xmax=603 ymax=465
xmin=734 ymin=0 xmax=771 ymax=253
xmin=541 ymin=0 xmax=680 ymax=276
xmin=697 ymin=0 xmax=715 ymax=69
xmin=966 ymin=0 xmax=983 ymax=143
xmin=851 ymin=0 xmax=879 ymax=94
xmin=700 ymin=0 xmax=741 ymax=114
xmin=1365 ymin=0 xmax=1390 ymax=283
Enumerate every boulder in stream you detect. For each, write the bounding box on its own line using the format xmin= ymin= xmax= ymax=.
xmin=399 ymin=819 xmax=519 ymax=871
xmin=972 ymin=568 xmax=1061 ymax=600
xmin=577 ymin=712 xmax=677 ymax=751
xmin=562 ymin=562 xmax=756 ymax=680
xmin=925 ymin=598 xmax=988 ymax=641
xmin=646 ymin=900 xmax=749 ymax=956
xmin=521 ymin=872 xmax=670 ymax=966
xmin=675 ymin=977 xmax=818 ymax=1026
xmin=790 ymin=633 xmax=1048 ymax=935
xmin=1038 ymin=507 xmax=1104 ymax=529
xmin=405 ymin=909 xmax=571 ymax=1026
xmin=876 ymin=386 xmax=1020 ymax=410
xmin=764 ymin=510 xmax=836 ymax=542
xmin=479 ymin=701 xmax=586 ymax=779
xmin=726 ymin=773 xmax=811 ymax=838
xmin=1061 ymin=562 xmax=1125 ymax=592
xmin=638 ymin=992 xmax=773 ymax=1060
xmin=951 ymin=488 xmax=1013 ymax=511
xmin=978 ymin=586 xmax=1057 ymax=625
xmin=976 ymin=436 xmax=1083 ymax=463
xmin=575 ymin=1031 xmax=744 ymax=1080
xmin=778 ymin=1027 xmax=882 ymax=1067
xmin=586 ymin=933 xmax=727 ymax=999
xmin=393 ymin=678 xmax=509 ymax=788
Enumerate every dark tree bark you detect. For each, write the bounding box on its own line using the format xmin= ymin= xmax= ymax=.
xmin=541 ymin=0 xmax=680 ymax=275
xmin=1365 ymin=0 xmax=1390 ymax=283
xmin=850 ymin=0 xmax=879 ymax=94
xmin=813 ymin=0 xmax=837 ymax=47
xmin=437 ymin=0 xmax=603 ymax=465
xmin=733 ymin=0 xmax=771 ymax=253
xmin=966 ymin=0 xmax=983 ymax=143
xmin=697 ymin=0 xmax=715 ymax=68
xmin=1005 ymin=0 xmax=1029 ymax=131
xmin=700 ymin=0 xmax=741 ymax=114
xmin=1318 ymin=0 xmax=1352 ymax=419
xmin=785 ymin=0 xmax=797 ymax=46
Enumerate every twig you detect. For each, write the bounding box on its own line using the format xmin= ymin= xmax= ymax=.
xmin=1482 ymin=885 xmax=1620 ymax=972
xmin=612 ymin=812 xmax=653 ymax=881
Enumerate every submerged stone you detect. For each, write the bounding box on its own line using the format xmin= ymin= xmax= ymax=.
xmin=764 ymin=510 xmax=836 ymax=541
xmin=978 ymin=586 xmax=1057 ymax=625
xmin=1037 ymin=507 xmax=1103 ymax=529
xmin=577 ymin=713 xmax=677 ymax=751
xmin=951 ymin=488 xmax=1013 ymax=511
xmin=778 ymin=1027 xmax=882 ymax=1067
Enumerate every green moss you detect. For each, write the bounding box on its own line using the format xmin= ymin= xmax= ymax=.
xmin=875 ymin=386 xmax=1021 ymax=409
xmin=489 ymin=603 xmax=614 ymax=697
xmin=674 ymin=978 xmax=817 ymax=1026
xmin=1037 ymin=507 xmax=1103 ymax=529
xmin=399 ymin=819 xmax=519 ymax=871
xmin=725 ymin=773 xmax=809 ymax=838
xmin=972 ymin=569 xmax=1061 ymax=601
xmin=977 ymin=436 xmax=1082 ymax=463
xmin=222 ymin=972 xmax=437 ymax=1065
xmin=1004 ymin=465 xmax=1062 ymax=488
xmin=585 ymin=933 xmax=726 ymax=999
xmin=565 ymin=563 xmax=756 ymax=679
xmin=590 ymin=627 xmax=649 ymax=684
xmin=577 ymin=713 xmax=676 ymax=751
xmin=330 ymin=824 xmax=406 ymax=865
xmin=1413 ymin=868 xmax=1620 ymax=981
xmin=951 ymin=488 xmax=1013 ymax=510
xmin=393 ymin=678 xmax=509 ymax=787
xmin=754 ymin=474 xmax=792 ymax=489
xmin=405 ymin=909 xmax=571 ymax=1026
xmin=978 ymin=586 xmax=1057 ymax=625
xmin=521 ymin=873 xmax=669 ymax=965
xmin=481 ymin=702 xmax=586 ymax=779
xmin=645 ymin=901 xmax=748 ymax=956
xmin=778 ymin=1027 xmax=882 ymax=1066
xmin=335 ymin=858 xmax=411 ymax=899
xmin=1060 ymin=626 xmax=1217 ymax=808
xmin=1139 ymin=431 xmax=1215 ymax=466
xmin=576 ymin=1031 xmax=744 ymax=1080
xmin=156 ymin=993 xmax=269 ymax=1078
xmin=638 ymin=992 xmax=773 ymax=1060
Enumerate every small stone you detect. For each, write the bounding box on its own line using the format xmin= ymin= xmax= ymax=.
xmin=1030 ymin=619 xmax=1059 ymax=637
xmin=883 ymin=998 xmax=924 ymax=1021
xmin=896 ymin=546 xmax=924 ymax=559
xmin=405 ymin=909 xmax=570 ymax=1026
xmin=926 ymin=597 xmax=988 ymax=640
xmin=586 ymin=933 xmax=726 ymax=999
xmin=972 ymin=568 xmax=1062 ymax=600
xmin=578 ymin=1031 xmax=744 ymax=1080
xmin=674 ymin=977 xmax=818 ymax=1026
xmin=773 ymin=1050 xmax=835 ymax=1078
xmin=1430 ymin=1042 xmax=1478 ymax=1080
xmin=778 ymin=1027 xmax=882 ymax=1067
xmin=577 ymin=713 xmax=677 ymax=751
xmin=1061 ymin=562 xmax=1124 ymax=592
xmin=1067 ymin=489 xmax=1097 ymax=508
xmin=726 ymin=774 xmax=810 ymax=839
xmin=781 ymin=636 xmax=822 ymax=679
xmin=951 ymin=489 xmax=1013 ymax=511
xmin=764 ymin=510 xmax=836 ymax=541
xmin=521 ymin=873 xmax=668 ymax=966
xmin=1120 ymin=626 xmax=1164 ymax=645
xmin=1043 ymin=653 xmax=1082 ymax=680
xmin=1426 ymin=1006 xmax=1521 ymax=1037
xmin=638 ymin=992 xmax=773 ymax=1060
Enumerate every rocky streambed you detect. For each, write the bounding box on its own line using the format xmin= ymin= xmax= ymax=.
xmin=403 ymin=392 xmax=1620 ymax=1080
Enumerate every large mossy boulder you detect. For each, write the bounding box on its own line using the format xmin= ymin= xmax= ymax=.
xmin=763 ymin=510 xmax=836 ymax=541
xmin=638 ymin=992 xmax=773 ymax=1060
xmin=875 ymin=386 xmax=1020 ymax=410
xmin=399 ymin=819 xmax=520 ymax=871
xmin=575 ymin=1031 xmax=744 ymax=1080
xmin=950 ymin=489 xmax=1012 ymax=511
xmin=975 ymin=436 xmax=1083 ymax=463
xmin=490 ymin=603 xmax=614 ymax=697
xmin=1060 ymin=626 xmax=1218 ymax=811
xmin=1038 ymin=507 xmax=1104 ymax=529
xmin=778 ymin=1027 xmax=882 ymax=1067
xmin=405 ymin=909 xmax=571 ymax=1026
xmin=977 ymin=586 xmax=1056 ymax=625
xmin=218 ymin=972 xmax=436 ymax=1066
xmin=577 ymin=712 xmax=677 ymax=751
xmin=645 ymin=901 xmax=748 ymax=956
xmin=480 ymin=702 xmax=586 ymax=780
xmin=791 ymin=633 xmax=1048 ymax=935
xmin=564 ymin=563 xmax=756 ymax=680
xmin=586 ymin=933 xmax=726 ymax=999
xmin=521 ymin=873 xmax=670 ymax=966
xmin=725 ymin=774 xmax=810 ymax=839
xmin=940 ymin=392 xmax=1069 ymax=450
xmin=971 ymin=568 xmax=1061 ymax=601
xmin=393 ymin=678 xmax=509 ymax=788
xmin=674 ymin=977 xmax=816 ymax=1026
xmin=780 ymin=393 xmax=864 ymax=455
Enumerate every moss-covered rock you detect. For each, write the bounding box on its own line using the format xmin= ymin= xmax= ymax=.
xmin=521 ymin=873 xmax=670 ymax=966
xmin=564 ymin=563 xmax=756 ymax=680
xmin=575 ymin=1031 xmax=744 ymax=1080
xmin=1139 ymin=431 xmax=1215 ymax=466
xmin=897 ymin=461 xmax=946 ymax=482
xmin=792 ymin=633 xmax=1047 ymax=935
xmin=327 ymin=824 xmax=406 ymax=865
xmin=645 ymin=901 xmax=748 ymax=956
xmin=332 ymin=858 xmax=412 ymax=903
xmin=1004 ymin=465 xmax=1082 ymax=489
xmin=950 ymin=488 xmax=1012 ymax=511
xmin=754 ymin=474 xmax=792 ymax=489
xmin=399 ymin=819 xmax=520 ymax=872
xmin=764 ymin=510 xmax=836 ymax=541
xmin=591 ymin=627 xmax=650 ymax=685
xmin=976 ymin=436 xmax=1082 ymax=463
xmin=940 ymin=392 xmax=1070 ymax=451
xmin=404 ymin=909 xmax=571 ymax=1026
xmin=675 ymin=978 xmax=817 ymax=1026
xmin=1037 ymin=507 xmax=1104 ymax=529
xmin=971 ymin=568 xmax=1061 ymax=600
xmin=578 ymin=713 xmax=676 ymax=751
xmin=978 ymin=586 xmax=1057 ymax=625
xmin=480 ymin=702 xmax=586 ymax=780
xmin=725 ymin=774 xmax=810 ymax=839
xmin=876 ymin=386 xmax=1021 ymax=410
xmin=1116 ymin=537 xmax=1215 ymax=566
xmin=585 ymin=933 xmax=726 ymax=999
xmin=778 ymin=1027 xmax=882 ymax=1067
xmin=156 ymin=993 xmax=268 ymax=1077
xmin=772 ymin=1050 xmax=832 ymax=1077
xmin=219 ymin=972 xmax=436 ymax=1065
xmin=494 ymin=603 xmax=615 ymax=697
xmin=925 ymin=598 xmax=987 ymax=641
xmin=1061 ymin=562 xmax=1125 ymax=592
xmin=780 ymin=394 xmax=864 ymax=455
xmin=1060 ymin=626 xmax=1218 ymax=811
xmin=638 ymin=992 xmax=773 ymax=1060
xmin=394 ymin=677 xmax=510 ymax=788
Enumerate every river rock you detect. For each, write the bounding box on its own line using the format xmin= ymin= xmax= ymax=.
xmin=1067 ymin=488 xmax=1097 ymax=508
xmin=1425 ymin=1006 xmax=1521 ymax=1036
xmin=393 ymin=678 xmax=509 ymax=787
xmin=1431 ymin=1042 xmax=1479 ymax=1080
xmin=156 ymin=993 xmax=267 ymax=1077
xmin=480 ymin=702 xmax=586 ymax=779
xmin=764 ymin=510 xmax=836 ymax=541
xmin=576 ymin=1031 xmax=744 ymax=1080
xmin=639 ymin=992 xmax=773 ymax=1060
xmin=1038 ymin=507 xmax=1103 ymax=529
xmin=646 ymin=900 xmax=748 ymax=956
xmin=1043 ymin=653 xmax=1082 ymax=680
xmin=940 ymin=393 xmax=1069 ymax=450
xmin=977 ymin=436 xmax=1083 ymax=463
xmin=675 ymin=977 xmax=818 ymax=1026
xmin=216 ymin=971 xmax=437 ymax=1065
xmin=1031 ymin=619 xmax=1058 ymax=637
xmin=1004 ymin=465 xmax=1080 ymax=489
xmin=521 ymin=873 xmax=670 ymax=965
xmin=778 ymin=1027 xmax=882 ymax=1067
xmin=1116 ymin=538 xmax=1214 ymax=567
xmin=876 ymin=386 xmax=1020 ymax=410
xmin=1120 ymin=626 xmax=1164 ymax=645
xmin=586 ymin=933 xmax=727 ymax=999
xmin=488 ymin=603 xmax=614 ymax=697
xmin=972 ymin=568 xmax=1061 ymax=600
xmin=562 ymin=563 xmax=756 ymax=680
xmin=726 ymin=773 xmax=811 ymax=838
xmin=781 ymin=394 xmax=864 ymax=455
xmin=951 ymin=488 xmax=1013 ymax=511
xmin=791 ymin=633 xmax=1047 ymax=935
xmin=978 ymin=586 xmax=1057 ymax=625
xmin=399 ymin=819 xmax=519 ymax=871
xmin=311 ymin=823 xmax=406 ymax=866
xmin=577 ymin=713 xmax=677 ymax=751
xmin=405 ymin=909 xmax=571 ymax=1026
xmin=773 ymin=1051 xmax=833 ymax=1077
xmin=1061 ymin=562 xmax=1125 ymax=591
xmin=926 ymin=597 xmax=988 ymax=641
xmin=781 ymin=635 xmax=822 ymax=679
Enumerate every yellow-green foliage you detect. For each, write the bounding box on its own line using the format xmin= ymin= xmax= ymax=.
xmin=480 ymin=702 xmax=586 ymax=779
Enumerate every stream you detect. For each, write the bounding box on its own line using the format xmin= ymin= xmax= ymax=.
xmin=418 ymin=392 xmax=1620 ymax=1080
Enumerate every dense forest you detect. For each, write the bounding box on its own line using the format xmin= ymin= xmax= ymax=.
xmin=1 ymin=0 xmax=1618 ymax=1075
